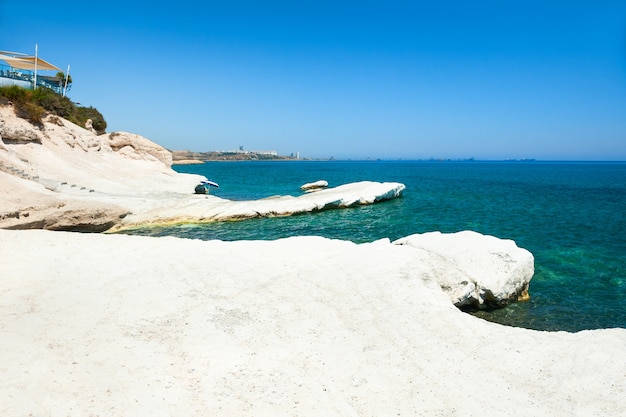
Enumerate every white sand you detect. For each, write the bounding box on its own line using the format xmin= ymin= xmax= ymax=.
xmin=1 ymin=229 xmax=624 ymax=417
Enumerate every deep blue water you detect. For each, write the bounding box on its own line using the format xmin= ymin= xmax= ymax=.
xmin=120 ymin=161 xmax=626 ymax=332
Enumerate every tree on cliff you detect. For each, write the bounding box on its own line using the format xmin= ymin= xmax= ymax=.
xmin=55 ymin=71 xmax=73 ymax=94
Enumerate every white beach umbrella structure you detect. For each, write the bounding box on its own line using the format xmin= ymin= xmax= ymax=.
xmin=0 ymin=46 xmax=62 ymax=89
xmin=0 ymin=50 xmax=60 ymax=71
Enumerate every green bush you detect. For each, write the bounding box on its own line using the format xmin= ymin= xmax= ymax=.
xmin=33 ymin=88 xmax=74 ymax=118
xmin=0 ymin=86 xmax=42 ymax=125
xmin=0 ymin=85 xmax=28 ymax=104
xmin=17 ymin=101 xmax=46 ymax=126
xmin=74 ymin=106 xmax=107 ymax=134
xmin=0 ymin=85 xmax=107 ymax=133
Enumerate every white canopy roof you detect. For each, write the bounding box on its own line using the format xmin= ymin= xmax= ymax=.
xmin=0 ymin=52 xmax=61 ymax=71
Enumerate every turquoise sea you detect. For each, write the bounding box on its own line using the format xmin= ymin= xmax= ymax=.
xmin=121 ymin=161 xmax=626 ymax=332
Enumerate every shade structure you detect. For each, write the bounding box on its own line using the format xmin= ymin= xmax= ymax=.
xmin=0 ymin=52 xmax=61 ymax=71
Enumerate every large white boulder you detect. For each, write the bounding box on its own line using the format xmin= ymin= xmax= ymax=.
xmin=394 ymin=230 xmax=534 ymax=308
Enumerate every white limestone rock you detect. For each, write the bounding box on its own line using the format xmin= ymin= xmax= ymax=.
xmin=300 ymin=179 xmax=328 ymax=191
xmin=113 ymin=180 xmax=406 ymax=230
xmin=0 ymin=172 xmax=129 ymax=232
xmin=0 ymin=105 xmax=404 ymax=232
xmin=41 ymin=114 xmax=103 ymax=151
xmin=84 ymin=118 xmax=97 ymax=134
xmin=107 ymin=131 xmax=173 ymax=167
xmin=0 ymin=108 xmax=44 ymax=144
xmin=394 ymin=230 xmax=534 ymax=308
xmin=0 ymin=229 xmax=624 ymax=417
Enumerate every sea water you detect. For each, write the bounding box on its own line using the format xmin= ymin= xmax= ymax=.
xmin=121 ymin=161 xmax=626 ymax=332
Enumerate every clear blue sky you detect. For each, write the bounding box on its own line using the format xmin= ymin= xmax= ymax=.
xmin=2 ymin=1 xmax=625 ymax=160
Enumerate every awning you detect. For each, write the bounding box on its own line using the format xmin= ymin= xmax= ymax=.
xmin=0 ymin=53 xmax=61 ymax=71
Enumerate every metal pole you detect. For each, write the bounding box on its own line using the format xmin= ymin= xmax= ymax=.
xmin=33 ymin=44 xmax=38 ymax=90
xmin=63 ymin=64 xmax=70 ymax=97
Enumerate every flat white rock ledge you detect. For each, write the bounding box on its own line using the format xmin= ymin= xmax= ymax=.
xmin=0 ymin=229 xmax=624 ymax=417
xmin=114 ymin=181 xmax=407 ymax=229
xmin=394 ymin=230 xmax=534 ymax=308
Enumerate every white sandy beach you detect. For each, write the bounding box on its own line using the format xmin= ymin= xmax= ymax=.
xmin=1 ymin=105 xmax=625 ymax=416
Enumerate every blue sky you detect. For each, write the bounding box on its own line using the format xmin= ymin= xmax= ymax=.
xmin=2 ymin=1 xmax=625 ymax=160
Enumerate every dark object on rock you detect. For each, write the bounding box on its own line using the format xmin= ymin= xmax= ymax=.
xmin=194 ymin=184 xmax=208 ymax=194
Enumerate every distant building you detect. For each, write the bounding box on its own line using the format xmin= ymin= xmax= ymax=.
xmin=231 ymin=148 xmax=278 ymax=156
xmin=248 ymin=150 xmax=278 ymax=156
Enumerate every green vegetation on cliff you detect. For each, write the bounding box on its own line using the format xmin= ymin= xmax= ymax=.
xmin=0 ymin=85 xmax=107 ymax=134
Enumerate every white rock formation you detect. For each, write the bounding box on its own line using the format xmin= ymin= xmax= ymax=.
xmin=394 ymin=231 xmax=534 ymax=307
xmin=84 ymin=118 xmax=97 ymax=134
xmin=0 ymin=229 xmax=624 ymax=417
xmin=119 ymin=180 xmax=405 ymax=230
xmin=0 ymin=172 xmax=128 ymax=231
xmin=107 ymin=131 xmax=173 ymax=166
xmin=301 ymin=179 xmax=328 ymax=191
xmin=0 ymin=105 xmax=404 ymax=231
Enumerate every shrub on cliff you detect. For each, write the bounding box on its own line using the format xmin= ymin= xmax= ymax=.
xmin=32 ymin=88 xmax=74 ymax=119
xmin=0 ymin=85 xmax=107 ymax=134
xmin=74 ymin=106 xmax=107 ymax=134
xmin=15 ymin=101 xmax=46 ymax=125
xmin=0 ymin=86 xmax=45 ymax=126
xmin=0 ymin=85 xmax=28 ymax=103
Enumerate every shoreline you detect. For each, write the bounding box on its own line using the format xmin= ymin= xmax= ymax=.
xmin=2 ymin=105 xmax=625 ymax=416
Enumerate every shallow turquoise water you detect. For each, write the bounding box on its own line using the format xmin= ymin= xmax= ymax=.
xmin=121 ymin=161 xmax=626 ymax=332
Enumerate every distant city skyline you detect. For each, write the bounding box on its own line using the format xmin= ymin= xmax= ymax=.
xmin=2 ymin=1 xmax=625 ymax=160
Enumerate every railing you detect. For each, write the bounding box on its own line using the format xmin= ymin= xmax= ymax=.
xmin=0 ymin=63 xmax=64 ymax=94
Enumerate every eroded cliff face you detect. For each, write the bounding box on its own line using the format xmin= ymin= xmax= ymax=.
xmin=107 ymin=131 xmax=173 ymax=166
xmin=0 ymin=106 xmax=173 ymax=166
xmin=0 ymin=104 xmax=179 ymax=231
